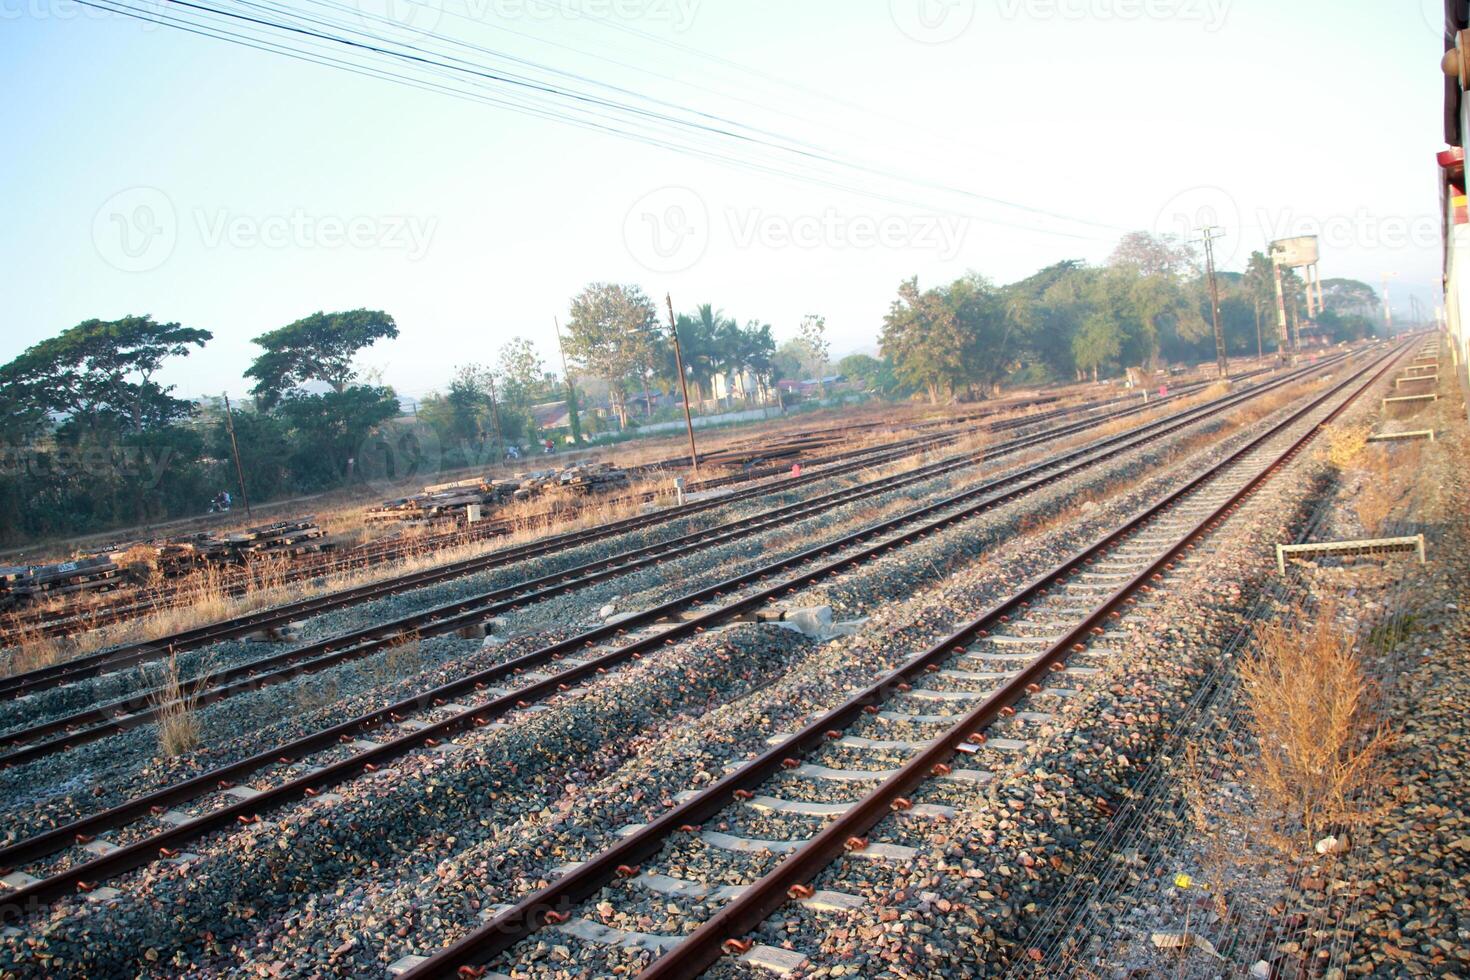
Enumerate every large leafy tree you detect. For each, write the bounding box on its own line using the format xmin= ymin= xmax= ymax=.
xmin=1072 ymin=313 xmax=1123 ymax=381
xmin=276 ymin=386 xmax=402 ymax=490
xmin=1320 ymin=278 xmax=1380 ymax=317
xmin=245 ymin=309 xmax=398 ymax=408
xmin=495 ymin=338 xmax=546 ymax=409
xmin=0 ymin=315 xmax=211 ymax=440
xmin=564 ymin=283 xmax=660 ymax=427
xmin=880 ymin=277 xmax=970 ymax=404
xmin=671 ymin=305 xmax=733 ymax=403
xmin=838 ymin=353 xmax=900 ymax=395
xmin=880 ymin=274 xmax=1022 ymax=403
xmin=728 ymin=320 xmax=777 ymax=402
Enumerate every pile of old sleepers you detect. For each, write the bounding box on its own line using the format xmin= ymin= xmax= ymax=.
xmin=0 ymin=518 xmax=328 ymax=609
xmin=366 ymin=463 xmax=631 ymax=525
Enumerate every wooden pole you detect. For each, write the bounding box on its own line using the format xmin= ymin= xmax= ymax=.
xmin=222 ymin=393 xmax=252 ymax=519
xmin=665 ymin=293 xmax=700 ymax=475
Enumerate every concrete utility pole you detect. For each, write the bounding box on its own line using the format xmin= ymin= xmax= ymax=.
xmin=665 ymin=293 xmax=700 ymax=475
xmin=1195 ymin=226 xmax=1229 ymax=378
xmin=1273 ymin=258 xmax=1297 ymax=357
xmin=1383 ymin=275 xmax=1396 ymax=335
xmin=552 ymin=316 xmax=582 ymax=443
xmin=221 ymin=393 xmax=252 ymax=519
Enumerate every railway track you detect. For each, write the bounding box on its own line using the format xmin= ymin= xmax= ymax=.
xmin=0 ymin=371 xmax=1270 ymax=705
xmin=382 ymin=340 xmax=1408 ymax=979
xmin=0 ymin=350 xmax=1360 ymax=925
xmin=0 ymin=388 xmax=1141 ymax=647
xmin=0 ymin=358 xmax=1338 ymax=764
xmin=0 ymin=412 xmax=990 ymax=644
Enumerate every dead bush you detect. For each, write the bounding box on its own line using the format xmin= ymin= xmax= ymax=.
xmin=150 ymin=653 xmax=208 ymax=757
xmin=1240 ymin=607 xmax=1395 ymax=847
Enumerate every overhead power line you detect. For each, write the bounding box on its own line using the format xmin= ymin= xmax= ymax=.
xmin=75 ymin=0 xmax=1127 ymax=241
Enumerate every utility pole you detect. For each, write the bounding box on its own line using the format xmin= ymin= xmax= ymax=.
xmin=1383 ymin=274 xmax=1396 ymax=335
xmin=665 ymin=293 xmax=700 ymax=475
xmin=1194 ymin=226 xmax=1229 ymax=378
xmin=485 ymin=374 xmax=505 ymax=460
xmin=221 ymin=393 xmax=252 ymax=519
xmin=553 ymin=316 xmax=582 ymax=444
xmin=1273 ymin=257 xmax=1296 ymax=358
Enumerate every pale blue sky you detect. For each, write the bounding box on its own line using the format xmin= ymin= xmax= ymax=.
xmin=1 ymin=0 xmax=1447 ymax=402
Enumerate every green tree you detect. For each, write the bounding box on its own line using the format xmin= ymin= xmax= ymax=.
xmin=245 ymin=309 xmax=398 ymax=408
xmin=796 ymin=314 xmax=831 ymax=384
xmin=1242 ymin=251 xmax=1279 ymax=356
xmin=729 ymin=320 xmax=777 ymax=403
xmin=671 ymin=305 xmax=734 ymax=404
xmin=837 ymin=353 xmax=899 ymax=395
xmin=564 ymin=283 xmax=660 ymax=427
xmin=0 ymin=315 xmax=211 ymax=440
xmin=880 ymin=277 xmax=969 ymax=404
xmin=495 ymin=338 xmax=546 ymax=409
xmin=276 ymin=387 xmax=402 ymax=490
xmin=1072 ymin=313 xmax=1122 ymax=381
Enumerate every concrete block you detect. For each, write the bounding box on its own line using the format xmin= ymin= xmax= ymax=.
xmin=740 ymin=945 xmax=810 ymax=975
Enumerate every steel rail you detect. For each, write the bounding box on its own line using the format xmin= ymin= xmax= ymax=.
xmin=634 ymin=340 xmax=1411 ymax=979
xmin=0 ymin=409 xmax=1004 ymax=693
xmin=0 ymin=368 xmax=1276 ymax=705
xmin=0 ymin=353 xmax=1361 ymax=921
xmin=0 ymin=376 xmax=1254 ymax=646
xmin=393 ymin=342 xmax=1404 ymax=980
xmin=0 ymin=389 xmax=1131 ymax=688
xmin=0 ymin=424 xmax=959 ymax=653
xmin=0 ymin=360 xmax=1335 ymax=763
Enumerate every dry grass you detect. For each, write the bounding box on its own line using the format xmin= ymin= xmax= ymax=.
xmin=150 ymin=652 xmax=208 ymax=757
xmin=1317 ymin=420 xmax=1372 ymax=468
xmin=0 ymin=623 xmax=73 ymax=677
xmin=1239 ymin=606 xmax=1396 ymax=847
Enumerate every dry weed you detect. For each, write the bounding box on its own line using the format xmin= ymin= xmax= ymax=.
xmin=1317 ymin=421 xmax=1371 ymax=469
xmin=1240 ymin=607 xmax=1396 ymax=847
xmin=150 ymin=652 xmax=208 ymax=757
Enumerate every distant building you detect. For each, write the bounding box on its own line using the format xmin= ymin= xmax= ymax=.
xmin=531 ymin=400 xmax=573 ymax=430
